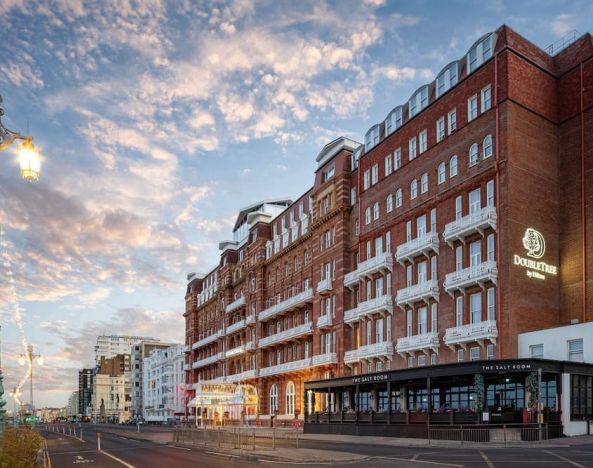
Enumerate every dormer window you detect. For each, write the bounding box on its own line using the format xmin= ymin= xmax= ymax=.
xmin=365 ymin=125 xmax=380 ymax=151
xmin=384 ymin=106 xmax=403 ymax=136
xmin=467 ymin=33 xmax=494 ymax=75
xmin=408 ymin=85 xmax=429 ymax=119
xmin=436 ymin=62 xmax=459 ymax=98
xmin=322 ymin=166 xmax=335 ymax=182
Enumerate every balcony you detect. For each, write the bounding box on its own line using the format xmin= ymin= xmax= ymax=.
xmin=344 ymin=270 xmax=359 ymax=288
xmin=344 ymin=295 xmax=394 ymax=324
xmin=316 ymin=313 xmax=332 ymax=328
xmin=225 ymin=295 xmax=246 ymax=314
xmin=444 ymin=320 xmax=498 ymax=349
xmin=356 ymin=252 xmax=393 ymax=279
xmin=396 ymin=280 xmax=439 ymax=308
xmin=317 ymin=277 xmax=332 ymax=295
xmin=259 ymin=357 xmax=312 ymax=377
xmin=183 ymin=363 xmax=191 ymax=371
xmin=192 ymin=352 xmax=224 ymax=369
xmin=225 ymin=341 xmax=255 ymax=359
xmin=396 ymin=332 xmax=440 ymax=356
xmin=226 ymin=319 xmax=246 ymax=335
xmin=444 ymin=206 xmax=497 ymax=246
xmin=444 ymin=261 xmax=497 ymax=295
xmin=258 ymin=288 xmax=313 ymax=322
xmin=312 ymin=352 xmax=338 ymax=366
xmin=246 ymin=315 xmax=256 ymax=326
xmin=210 ymin=369 xmax=259 ymax=383
xmin=192 ymin=329 xmax=224 ymax=350
xmin=344 ymin=341 xmax=394 ymax=364
xmin=259 ymin=322 xmax=313 ymax=348
xmin=396 ymin=232 xmax=440 ymax=265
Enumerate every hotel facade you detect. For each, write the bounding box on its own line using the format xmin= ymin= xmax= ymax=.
xmin=184 ymin=26 xmax=593 ymax=436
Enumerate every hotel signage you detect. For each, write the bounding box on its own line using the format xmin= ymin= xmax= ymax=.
xmin=481 ymin=362 xmax=533 ymax=372
xmin=513 ymin=228 xmax=558 ymax=280
xmin=352 ymin=373 xmax=389 ymax=384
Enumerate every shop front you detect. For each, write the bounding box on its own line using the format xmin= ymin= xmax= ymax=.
xmin=303 ymin=359 xmax=592 ymax=438
xmin=188 ymin=382 xmax=258 ymax=426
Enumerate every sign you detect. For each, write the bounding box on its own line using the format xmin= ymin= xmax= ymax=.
xmin=352 ymin=373 xmax=389 ymax=384
xmin=513 ymin=228 xmax=558 ymax=280
xmin=481 ymin=362 xmax=533 ymax=372
xmin=200 ymin=384 xmax=236 ymax=394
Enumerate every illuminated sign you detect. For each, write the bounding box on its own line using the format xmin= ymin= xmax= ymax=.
xmin=513 ymin=228 xmax=558 ymax=280
xmin=352 ymin=373 xmax=389 ymax=384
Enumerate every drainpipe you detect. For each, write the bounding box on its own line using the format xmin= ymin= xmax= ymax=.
xmin=494 ymin=53 xmax=503 ymax=357
xmin=580 ymin=62 xmax=586 ymax=323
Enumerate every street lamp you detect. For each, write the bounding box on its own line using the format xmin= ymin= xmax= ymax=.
xmin=0 ymin=95 xmax=41 ymax=181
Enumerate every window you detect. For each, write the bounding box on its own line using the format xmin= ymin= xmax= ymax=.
xmin=409 ymin=137 xmax=417 ymax=160
xmin=417 ymin=355 xmax=426 ymax=367
xmin=376 ymin=317 xmax=384 ymax=343
xmin=448 ymin=109 xmax=457 ymax=134
xmin=419 ymin=130 xmax=428 ymax=154
xmin=487 ymin=180 xmax=495 ymax=206
xmin=530 ymin=344 xmax=544 ymax=358
xmin=470 ymin=347 xmax=481 ymax=361
xmin=438 ymin=162 xmax=446 ymax=184
xmin=486 ymin=344 xmax=494 ymax=360
xmin=568 ymin=339 xmax=584 ymax=362
xmin=487 ymin=234 xmax=495 ymax=261
xmin=394 ymin=148 xmax=402 ymax=170
xmin=431 ymin=354 xmax=437 ymax=366
xmin=431 ymin=303 xmax=438 ymax=332
xmin=455 ymin=196 xmax=463 ymax=220
xmin=395 ymin=189 xmax=403 ymax=207
xmin=386 ymin=194 xmax=393 ymax=213
xmin=286 ymin=381 xmax=295 ymax=416
xmin=371 ymin=164 xmax=379 ymax=185
xmin=457 ymin=349 xmax=465 ymax=362
xmin=323 ymin=166 xmax=335 ymax=182
xmin=418 ymin=307 xmax=427 ymax=334
xmin=365 ymin=125 xmax=380 ymax=151
xmin=483 ymin=135 xmax=493 ymax=159
xmin=570 ymin=375 xmax=593 ymax=420
xmin=436 ymin=117 xmax=445 ymax=142
xmin=418 ymin=261 xmax=427 ymax=284
xmin=450 ymin=155 xmax=458 ymax=177
xmin=421 ymin=173 xmax=428 ymax=193
xmin=365 ymin=207 xmax=371 ymax=225
xmin=408 ymin=85 xmax=429 ymax=119
xmin=430 ymin=208 xmax=437 ymax=232
xmin=436 ymin=62 xmax=459 ymax=97
xmin=470 ymin=292 xmax=482 ymax=324
xmin=350 ymin=188 xmax=357 ymax=206
xmin=455 ymin=245 xmax=463 ymax=271
xmin=406 ymin=220 xmax=412 ymax=241
xmin=467 ymin=34 xmax=494 ymax=74
xmin=481 ymin=85 xmax=492 ymax=112
xmin=407 ymin=309 xmax=413 ymax=337
xmin=363 ymin=170 xmax=370 ymax=190
xmin=408 ymin=356 xmax=415 ymax=368
xmin=385 ymin=154 xmax=393 ymax=176
xmin=469 ymin=143 xmax=479 ymax=166
xmin=269 ymin=384 xmax=279 ymax=414
xmin=487 ymin=287 xmax=496 ymax=320
xmin=456 ymin=296 xmax=463 ymax=326
xmin=469 ymin=188 xmax=481 ymax=213
xmin=385 ymin=107 xmax=403 ymax=135
xmin=410 ymin=179 xmax=418 ymax=199
xmin=406 ymin=264 xmax=413 ymax=287
xmin=470 ymin=240 xmax=481 ymax=266
xmin=417 ymin=214 xmax=426 ymax=236
xmin=373 ymin=202 xmax=380 ymax=221
xmin=468 ymin=95 xmax=478 ymax=121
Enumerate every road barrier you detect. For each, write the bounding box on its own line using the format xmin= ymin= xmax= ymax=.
xmin=428 ymin=423 xmax=550 ymax=445
xmin=173 ymin=426 xmax=300 ymax=451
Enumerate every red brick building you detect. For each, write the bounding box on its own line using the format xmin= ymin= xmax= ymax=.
xmin=184 ymin=25 xmax=593 ymax=434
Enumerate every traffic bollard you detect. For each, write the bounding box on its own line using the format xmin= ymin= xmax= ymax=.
xmin=80 ymin=428 xmax=84 ymax=442
xmin=97 ymin=432 xmax=101 ymax=451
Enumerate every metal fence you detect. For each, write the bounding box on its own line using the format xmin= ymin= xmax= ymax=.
xmin=173 ymin=426 xmax=300 ymax=450
xmin=428 ymin=424 xmax=550 ymax=445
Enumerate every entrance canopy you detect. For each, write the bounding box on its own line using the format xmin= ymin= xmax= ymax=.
xmin=188 ymin=382 xmax=258 ymax=408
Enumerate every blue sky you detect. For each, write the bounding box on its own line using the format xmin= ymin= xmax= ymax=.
xmin=0 ymin=0 xmax=590 ymax=408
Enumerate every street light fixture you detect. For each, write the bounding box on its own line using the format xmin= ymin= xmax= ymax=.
xmin=0 ymin=95 xmax=41 ymax=181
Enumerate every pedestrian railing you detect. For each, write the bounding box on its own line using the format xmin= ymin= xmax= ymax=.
xmin=173 ymin=426 xmax=301 ymax=450
xmin=428 ymin=424 xmax=549 ymax=445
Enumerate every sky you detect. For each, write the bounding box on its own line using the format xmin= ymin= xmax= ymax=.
xmin=0 ymin=0 xmax=590 ymax=409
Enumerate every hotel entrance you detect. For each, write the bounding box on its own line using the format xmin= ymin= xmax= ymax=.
xmin=188 ymin=382 xmax=258 ymax=426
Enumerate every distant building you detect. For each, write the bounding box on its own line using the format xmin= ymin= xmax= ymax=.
xmin=130 ymin=340 xmax=173 ymax=420
xmin=91 ymin=354 xmax=132 ymax=423
xmin=142 ymin=344 xmax=186 ymax=422
xmin=36 ymin=407 xmax=62 ymax=423
xmin=94 ymin=334 xmax=156 ymax=367
xmin=66 ymin=391 xmax=79 ymax=418
xmin=78 ymin=368 xmax=95 ymax=417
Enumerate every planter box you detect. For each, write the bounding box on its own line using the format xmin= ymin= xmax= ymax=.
xmin=389 ymin=412 xmax=407 ymax=424
xmin=409 ymin=412 xmax=428 ymax=424
xmin=453 ymin=411 xmax=478 ymax=424
xmin=374 ymin=412 xmax=388 ymax=423
xmin=430 ymin=412 xmax=452 ymax=424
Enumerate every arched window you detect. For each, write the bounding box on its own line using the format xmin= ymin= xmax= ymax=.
xmin=438 ymin=162 xmax=446 ymax=184
xmin=365 ymin=207 xmax=371 ymax=225
xmin=450 ymin=155 xmax=458 ymax=177
xmin=410 ymin=179 xmax=418 ymax=199
xmin=270 ymin=384 xmax=279 ymax=415
xmin=396 ymin=188 xmax=403 ymax=207
xmin=408 ymin=85 xmax=429 ymax=119
xmin=386 ymin=194 xmax=394 ymax=213
xmin=467 ymin=33 xmax=495 ymax=75
xmin=384 ymin=106 xmax=403 ymax=136
xmin=421 ymin=173 xmax=429 ymax=193
xmin=436 ymin=61 xmax=459 ymax=98
xmin=483 ymin=135 xmax=493 ymax=159
xmin=365 ymin=125 xmax=380 ymax=151
xmin=286 ymin=381 xmax=296 ymax=416
xmin=469 ymin=143 xmax=479 ymax=166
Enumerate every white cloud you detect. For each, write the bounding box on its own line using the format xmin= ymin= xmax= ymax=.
xmin=551 ymin=14 xmax=574 ymax=37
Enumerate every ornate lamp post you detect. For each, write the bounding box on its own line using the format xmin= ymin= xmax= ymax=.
xmin=0 ymin=95 xmax=41 ymax=181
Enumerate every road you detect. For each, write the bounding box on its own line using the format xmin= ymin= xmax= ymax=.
xmin=42 ymin=424 xmax=593 ymax=467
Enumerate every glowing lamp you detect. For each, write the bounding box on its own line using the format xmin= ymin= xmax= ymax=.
xmin=18 ymin=139 xmax=41 ymax=181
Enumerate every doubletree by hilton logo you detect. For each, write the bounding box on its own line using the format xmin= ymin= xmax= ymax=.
xmin=514 ymin=228 xmax=557 ymax=280
xmin=522 ymin=228 xmax=545 ymax=259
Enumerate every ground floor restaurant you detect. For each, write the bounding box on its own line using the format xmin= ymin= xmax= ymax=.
xmin=304 ymin=359 xmax=593 ymax=438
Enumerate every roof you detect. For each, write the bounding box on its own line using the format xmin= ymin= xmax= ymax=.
xmin=315 ymin=136 xmax=361 ymax=169
xmin=232 ymin=198 xmax=292 ymax=231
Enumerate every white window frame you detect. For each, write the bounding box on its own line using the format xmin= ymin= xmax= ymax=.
xmin=421 ymin=173 xmax=428 ymax=193
xmin=409 ymin=137 xmax=417 ymax=160
xmin=419 ymin=129 xmax=428 ymax=154
xmin=468 ymin=95 xmax=478 ymax=121
xmin=436 ymin=117 xmax=445 ymax=142
xmin=469 ymin=143 xmax=479 ymax=166
xmin=410 ymin=179 xmax=418 ymax=199
xmin=438 ymin=162 xmax=446 ymax=184
xmin=448 ymin=109 xmax=457 ymax=134
xmin=481 ymin=85 xmax=492 ymax=112
xmin=395 ymin=189 xmax=403 ymax=207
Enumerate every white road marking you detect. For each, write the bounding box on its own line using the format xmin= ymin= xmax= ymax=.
xmin=480 ymin=451 xmax=495 ymax=468
xmin=73 ymin=454 xmax=94 ymax=464
xmin=166 ymin=445 xmax=191 ymax=451
xmin=102 ymin=451 xmax=136 ymax=468
xmin=543 ymin=450 xmax=586 ymax=468
xmin=204 ymin=451 xmax=239 ymax=458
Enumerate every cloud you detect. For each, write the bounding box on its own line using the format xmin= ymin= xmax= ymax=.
xmin=551 ymin=14 xmax=574 ymax=37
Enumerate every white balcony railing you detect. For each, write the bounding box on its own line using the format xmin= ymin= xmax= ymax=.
xmin=246 ymin=315 xmax=256 ymax=326
xmin=444 ymin=320 xmax=498 ymax=349
xmin=396 ymin=280 xmax=439 ymax=307
xmin=396 ymin=232 xmax=440 ymax=264
xmin=259 ymin=357 xmax=312 ymax=377
xmin=444 ymin=261 xmax=497 ymax=295
xmin=225 ymin=341 xmax=255 ymax=359
xmin=192 ymin=329 xmax=224 ymax=350
xmin=225 ymin=295 xmax=246 ymax=314
xmin=344 ymin=295 xmax=394 ymax=324
xmin=258 ymin=322 xmax=313 ymax=348
xmin=356 ymin=252 xmax=394 ymax=278
xmin=344 ymin=270 xmax=359 ymax=288
xmin=312 ymin=352 xmax=338 ymax=366
xmin=258 ymin=288 xmax=313 ymax=321
xmin=316 ymin=313 xmax=332 ymax=328
xmin=192 ymin=352 xmax=224 ymax=369
xmin=183 ymin=363 xmax=190 ymax=371
xmin=210 ymin=369 xmax=258 ymax=383
xmin=444 ymin=206 xmax=497 ymax=245
xmin=226 ymin=319 xmax=246 ymax=335
xmin=317 ymin=277 xmax=332 ymax=295
xmin=344 ymin=341 xmax=394 ymax=364
xmin=396 ymin=332 xmax=440 ymax=356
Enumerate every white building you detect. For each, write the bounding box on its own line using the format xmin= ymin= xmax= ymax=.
xmin=518 ymin=321 xmax=593 ymax=436
xmin=142 ymin=344 xmax=186 ymax=423
xmin=94 ymin=334 xmax=156 ymax=367
xmin=66 ymin=391 xmax=79 ymax=418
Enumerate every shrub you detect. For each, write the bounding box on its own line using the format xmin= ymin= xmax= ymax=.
xmin=0 ymin=426 xmax=43 ymax=468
